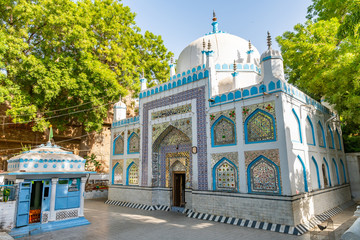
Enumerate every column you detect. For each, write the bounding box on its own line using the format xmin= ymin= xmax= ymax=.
xmin=79 ymin=177 xmax=87 ymax=217
xmin=49 ymin=177 xmax=58 ymax=221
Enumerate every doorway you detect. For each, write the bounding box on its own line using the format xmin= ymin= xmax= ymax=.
xmin=172 ymin=172 xmax=185 ymax=207
xmin=29 ymin=181 xmax=43 ymax=224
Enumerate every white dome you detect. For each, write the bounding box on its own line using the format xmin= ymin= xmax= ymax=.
xmin=7 ymin=142 xmax=85 ymax=172
xmin=177 ymin=32 xmax=261 ymax=74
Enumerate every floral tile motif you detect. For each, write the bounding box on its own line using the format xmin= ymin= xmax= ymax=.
xmin=112 ymin=160 xmax=124 ymax=184
xmin=244 ymin=149 xmax=281 ymax=194
xmin=243 ymin=101 xmax=277 ymax=143
xmin=151 ymin=104 xmax=191 ymax=120
xmin=242 ymin=101 xmax=275 ymax=122
xmin=210 ymin=109 xmax=236 ymax=126
xmin=211 ymin=109 xmax=236 ymax=146
xmin=114 ymin=134 xmax=124 ymax=155
xmin=152 ymin=118 xmax=192 ymax=144
xmin=128 ymin=128 xmax=140 ymax=153
xmin=212 ymin=152 xmax=239 ymax=191
xmin=244 ymin=149 xmax=279 ymax=168
xmin=211 ymin=152 xmax=239 ymax=168
xmin=126 ymin=158 xmax=139 ymax=168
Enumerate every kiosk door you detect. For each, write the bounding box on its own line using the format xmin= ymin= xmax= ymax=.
xmin=16 ymin=182 xmax=32 ymax=227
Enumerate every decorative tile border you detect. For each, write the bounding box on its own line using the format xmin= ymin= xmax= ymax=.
xmin=142 ymin=86 xmax=207 ymax=190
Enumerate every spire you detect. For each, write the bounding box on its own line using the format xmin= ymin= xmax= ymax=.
xmin=170 ymin=57 xmax=176 ymax=77
xmin=140 ymin=68 xmax=147 ymax=91
xmin=267 ymin=31 xmax=272 ymax=49
xmin=207 ymin=40 xmax=212 ymax=51
xmin=233 ymin=59 xmax=237 ymax=72
xmin=248 ymin=40 xmax=252 ymax=50
xmin=212 ymin=10 xmax=217 ymax=22
xmin=203 ymin=38 xmax=206 ymax=50
xmin=211 ymin=10 xmax=219 ymax=33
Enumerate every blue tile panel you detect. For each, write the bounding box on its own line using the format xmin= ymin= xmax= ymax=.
xmin=141 ymin=86 xmax=208 ymax=190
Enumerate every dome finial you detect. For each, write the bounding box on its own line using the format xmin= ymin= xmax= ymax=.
xmin=203 ymin=38 xmax=206 ymax=50
xmin=212 ymin=10 xmax=217 ymax=22
xmin=170 ymin=57 xmax=174 ymax=64
xmin=248 ymin=40 xmax=252 ymax=50
xmin=207 ymin=40 xmax=212 ymax=51
xmin=233 ymin=59 xmax=237 ymax=72
xmin=211 ymin=11 xmax=219 ymax=33
xmin=267 ymin=31 xmax=272 ymax=49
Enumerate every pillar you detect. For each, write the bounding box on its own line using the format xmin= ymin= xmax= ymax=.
xmin=49 ymin=177 xmax=58 ymax=221
xmin=79 ymin=177 xmax=87 ymax=217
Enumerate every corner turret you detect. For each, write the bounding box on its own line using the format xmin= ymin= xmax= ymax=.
xmin=113 ymin=98 xmax=127 ymax=122
xmin=260 ymin=32 xmax=285 ymax=82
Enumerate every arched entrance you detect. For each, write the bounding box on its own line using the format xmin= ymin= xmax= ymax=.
xmin=152 ymin=125 xmax=191 ymax=207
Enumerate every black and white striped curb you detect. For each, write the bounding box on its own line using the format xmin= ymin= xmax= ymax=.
xmin=187 ymin=201 xmax=354 ymax=236
xmin=105 ymin=200 xmax=170 ymax=212
xmin=187 ymin=212 xmax=300 ymax=235
xmin=294 ymin=200 xmax=354 ymax=235
xmin=105 ymin=200 xmax=155 ymax=211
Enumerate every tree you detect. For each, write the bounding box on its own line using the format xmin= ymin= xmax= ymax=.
xmin=0 ymin=0 xmax=172 ymax=133
xmin=276 ymin=0 xmax=360 ymax=151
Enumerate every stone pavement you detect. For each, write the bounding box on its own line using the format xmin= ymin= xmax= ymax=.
xmin=17 ymin=199 xmax=357 ymax=240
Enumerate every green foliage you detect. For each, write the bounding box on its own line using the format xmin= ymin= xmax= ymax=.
xmin=0 ymin=0 xmax=172 ymax=132
xmin=84 ymin=153 xmax=101 ymax=172
xmin=277 ymin=0 xmax=360 ymax=152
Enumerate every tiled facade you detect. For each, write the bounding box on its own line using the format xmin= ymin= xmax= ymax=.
xmin=141 ymin=86 xmax=207 ymax=189
xmin=109 ymin=19 xmax=350 ymax=230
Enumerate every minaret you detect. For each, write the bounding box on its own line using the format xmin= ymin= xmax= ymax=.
xmin=232 ymin=60 xmax=240 ymax=89
xmin=201 ymin=38 xmax=206 ymax=66
xmin=140 ymin=70 xmax=147 ymax=91
xmin=247 ymin=40 xmax=254 ymax=63
xmin=169 ymin=57 xmax=176 ymax=78
xmin=260 ymin=31 xmax=285 ymax=81
xmin=206 ymin=39 xmax=218 ymax=96
xmin=211 ymin=10 xmax=219 ymax=33
xmin=113 ymin=97 xmax=127 ymax=122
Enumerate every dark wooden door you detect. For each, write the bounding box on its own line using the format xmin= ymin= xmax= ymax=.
xmin=173 ymin=173 xmax=185 ymax=207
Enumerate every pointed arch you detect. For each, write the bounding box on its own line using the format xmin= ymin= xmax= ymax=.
xmin=317 ymin=121 xmax=326 ymax=148
xmin=153 ymin=125 xmax=191 ymax=152
xmin=212 ymin=158 xmax=238 ymax=191
xmin=112 ymin=162 xmax=123 ymax=185
xmin=328 ymin=126 xmax=335 ymax=149
xmin=311 ymin=157 xmax=321 ymax=189
xmin=306 ymin=116 xmax=316 ymax=146
xmin=340 ymin=159 xmax=347 ymax=183
xmin=126 ymin=162 xmax=139 ymax=185
xmin=247 ymin=155 xmax=281 ymax=194
xmin=323 ymin=158 xmax=332 ymax=187
xmin=244 ymin=108 xmax=276 ymax=144
xmin=127 ymin=132 xmax=140 ymax=154
xmin=332 ymin=158 xmax=340 ymax=185
xmin=113 ymin=135 xmax=124 ymax=155
xmin=211 ymin=115 xmax=236 ymax=147
xmin=291 ymin=109 xmax=302 ymax=143
xmin=296 ymin=155 xmax=308 ymax=192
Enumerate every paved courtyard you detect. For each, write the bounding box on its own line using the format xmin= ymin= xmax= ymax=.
xmin=18 ymin=199 xmax=357 ymax=240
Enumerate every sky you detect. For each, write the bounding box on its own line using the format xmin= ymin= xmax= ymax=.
xmin=122 ymin=0 xmax=312 ymax=59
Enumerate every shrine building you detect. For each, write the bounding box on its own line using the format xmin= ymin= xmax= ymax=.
xmin=107 ymin=14 xmax=351 ymax=235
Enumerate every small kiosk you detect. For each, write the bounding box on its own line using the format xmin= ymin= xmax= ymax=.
xmin=1 ymin=142 xmax=93 ymax=238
